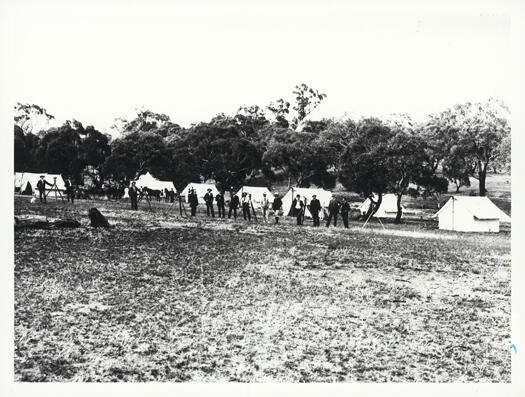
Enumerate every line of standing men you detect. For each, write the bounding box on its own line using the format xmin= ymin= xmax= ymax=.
xmin=184 ymin=188 xmax=353 ymax=229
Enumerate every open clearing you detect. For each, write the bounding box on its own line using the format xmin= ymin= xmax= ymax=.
xmin=14 ymin=196 xmax=511 ymax=382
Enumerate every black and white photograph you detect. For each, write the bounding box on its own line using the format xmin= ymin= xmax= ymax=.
xmin=1 ymin=0 xmax=524 ymax=395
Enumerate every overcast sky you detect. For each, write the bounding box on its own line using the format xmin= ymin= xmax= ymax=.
xmin=4 ymin=0 xmax=513 ymax=132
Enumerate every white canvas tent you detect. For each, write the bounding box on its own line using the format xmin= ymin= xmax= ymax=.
xmin=281 ymin=187 xmax=332 ymax=219
xmin=235 ymin=186 xmax=275 ymax=208
xmin=133 ymin=172 xmax=175 ymax=192
xmin=18 ymin=172 xmax=66 ymax=198
xmin=359 ymin=194 xmax=403 ymax=218
xmin=14 ymin=172 xmax=25 ymax=191
xmin=433 ymin=196 xmax=511 ymax=233
xmin=181 ymin=183 xmax=219 ymax=203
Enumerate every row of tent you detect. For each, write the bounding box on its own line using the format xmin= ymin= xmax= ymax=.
xmin=14 ymin=172 xmax=511 ymax=232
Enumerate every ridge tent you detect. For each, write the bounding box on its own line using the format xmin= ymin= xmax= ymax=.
xmin=281 ymin=187 xmax=332 ymax=219
xmin=235 ymin=186 xmax=275 ymax=208
xmin=181 ymin=183 xmax=219 ymax=203
xmin=19 ymin=172 xmax=66 ymax=197
xmin=359 ymin=194 xmax=403 ymax=218
xmin=133 ymin=172 xmax=176 ymax=192
xmin=432 ymin=196 xmax=511 ymax=233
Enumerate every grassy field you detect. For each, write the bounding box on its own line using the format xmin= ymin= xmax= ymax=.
xmin=14 ymin=196 xmax=511 ymax=382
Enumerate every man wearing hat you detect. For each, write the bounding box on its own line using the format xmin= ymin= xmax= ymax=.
xmin=241 ymin=192 xmax=251 ymax=221
xmin=261 ymin=192 xmax=270 ymax=223
xmin=64 ymin=177 xmax=75 ymax=203
xmin=326 ymin=195 xmax=340 ymax=227
xmin=228 ymin=189 xmax=240 ymax=219
xmin=215 ymin=190 xmax=226 ymax=218
xmin=189 ymin=188 xmax=199 ymax=216
xmin=36 ymin=175 xmax=52 ymax=203
xmin=129 ymin=181 xmax=139 ymax=210
xmin=204 ymin=188 xmax=215 ymax=217
xmin=309 ymin=194 xmax=321 ymax=227
xmin=291 ymin=194 xmax=305 ymax=225
xmin=271 ymin=192 xmax=283 ymax=224
xmin=340 ymin=197 xmax=351 ymax=228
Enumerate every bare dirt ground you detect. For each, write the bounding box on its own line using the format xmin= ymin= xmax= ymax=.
xmin=14 ymin=196 xmax=511 ymax=382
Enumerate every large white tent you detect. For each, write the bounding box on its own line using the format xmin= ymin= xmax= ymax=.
xmin=18 ymin=172 xmax=66 ymax=197
xmin=235 ymin=186 xmax=275 ymax=208
xmin=133 ymin=172 xmax=175 ymax=192
xmin=433 ymin=196 xmax=511 ymax=233
xmin=180 ymin=183 xmax=219 ymax=203
xmin=359 ymin=194 xmax=403 ymax=218
xmin=281 ymin=187 xmax=332 ymax=219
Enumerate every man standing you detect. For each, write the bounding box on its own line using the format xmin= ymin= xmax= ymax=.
xmin=216 ymin=190 xmax=226 ymax=218
xmin=204 ymin=188 xmax=215 ymax=217
xmin=291 ymin=194 xmax=305 ymax=225
xmin=189 ymin=188 xmax=199 ymax=216
xmin=272 ymin=192 xmax=283 ymax=224
xmin=36 ymin=175 xmax=52 ymax=203
xmin=340 ymin=197 xmax=351 ymax=228
xmin=241 ymin=192 xmax=251 ymax=221
xmin=261 ymin=192 xmax=270 ymax=223
xmin=228 ymin=190 xmax=240 ymax=219
xmin=326 ymin=196 xmax=340 ymax=227
xmin=64 ymin=178 xmax=75 ymax=203
xmin=309 ymin=194 xmax=321 ymax=227
xmin=129 ymin=181 xmax=139 ymax=210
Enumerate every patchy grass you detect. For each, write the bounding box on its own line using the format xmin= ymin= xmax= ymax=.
xmin=14 ymin=196 xmax=511 ymax=382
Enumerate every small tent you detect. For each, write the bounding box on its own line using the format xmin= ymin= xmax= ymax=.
xmin=281 ymin=187 xmax=333 ymax=219
xmin=359 ymin=194 xmax=402 ymax=218
xmin=433 ymin=196 xmax=511 ymax=233
xmin=235 ymin=186 xmax=275 ymax=208
xmin=180 ymin=183 xmax=219 ymax=203
xmin=19 ymin=172 xmax=66 ymax=197
xmin=133 ymin=172 xmax=176 ymax=192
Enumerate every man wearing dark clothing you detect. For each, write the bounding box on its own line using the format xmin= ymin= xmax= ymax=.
xmin=272 ymin=193 xmax=283 ymax=224
xmin=241 ymin=193 xmax=251 ymax=221
xmin=129 ymin=182 xmax=139 ymax=210
xmin=189 ymin=188 xmax=199 ymax=216
xmin=65 ymin=178 xmax=75 ymax=203
xmin=204 ymin=188 xmax=215 ymax=217
xmin=291 ymin=194 xmax=305 ymax=225
xmin=326 ymin=197 xmax=340 ymax=227
xmin=216 ymin=191 xmax=226 ymax=218
xmin=36 ymin=176 xmax=52 ymax=203
xmin=309 ymin=194 xmax=321 ymax=227
xmin=340 ymin=197 xmax=351 ymax=228
xmin=228 ymin=192 xmax=240 ymax=219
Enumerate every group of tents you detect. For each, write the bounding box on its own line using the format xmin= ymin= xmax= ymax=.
xmin=14 ymin=171 xmax=511 ymax=233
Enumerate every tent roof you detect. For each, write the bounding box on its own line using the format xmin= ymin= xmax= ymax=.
xmin=235 ymin=186 xmax=274 ymax=198
xmin=134 ymin=172 xmax=175 ymax=191
xmin=359 ymin=194 xmax=402 ymax=212
xmin=284 ymin=187 xmax=332 ymax=198
xmin=434 ymin=196 xmax=511 ymax=221
xmin=181 ymin=183 xmax=219 ymax=195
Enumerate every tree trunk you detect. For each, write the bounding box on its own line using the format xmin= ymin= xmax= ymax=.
xmin=364 ymin=194 xmax=382 ymax=220
xmin=287 ymin=175 xmax=292 ymax=190
xmin=394 ymin=194 xmax=403 ymax=224
xmin=478 ymin=163 xmax=488 ymax=196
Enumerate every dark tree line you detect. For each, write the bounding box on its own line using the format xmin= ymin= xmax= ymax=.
xmin=14 ymin=90 xmax=510 ymax=222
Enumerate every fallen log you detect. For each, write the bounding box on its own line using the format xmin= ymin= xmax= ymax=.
xmin=15 ymin=216 xmax=81 ymax=230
